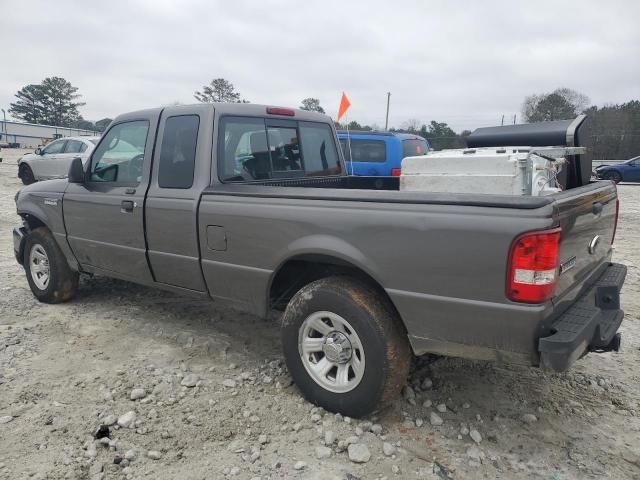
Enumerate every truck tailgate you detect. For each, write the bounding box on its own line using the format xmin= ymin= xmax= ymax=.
xmin=553 ymin=181 xmax=618 ymax=300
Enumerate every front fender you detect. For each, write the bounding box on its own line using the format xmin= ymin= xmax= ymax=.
xmin=16 ymin=180 xmax=80 ymax=272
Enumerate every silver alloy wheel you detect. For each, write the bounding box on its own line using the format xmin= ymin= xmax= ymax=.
xmin=29 ymin=243 xmax=50 ymax=290
xmin=298 ymin=311 xmax=366 ymax=393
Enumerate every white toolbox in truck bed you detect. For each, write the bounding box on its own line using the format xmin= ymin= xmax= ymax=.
xmin=400 ymin=146 xmax=584 ymax=196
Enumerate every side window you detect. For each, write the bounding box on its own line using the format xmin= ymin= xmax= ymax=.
xmin=158 ymin=115 xmax=200 ymax=189
xmin=43 ymin=140 xmax=66 ymax=155
xmin=299 ymin=123 xmax=341 ymax=175
xmin=64 ymin=140 xmax=84 ymax=154
xmin=343 ymin=139 xmax=386 ymax=163
xmin=79 ymin=143 xmax=88 ymax=153
xmin=90 ymin=120 xmax=149 ymax=184
xmin=219 ymin=117 xmax=268 ymax=182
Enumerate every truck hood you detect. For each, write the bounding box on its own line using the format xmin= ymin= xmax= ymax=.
xmin=16 ymin=178 xmax=69 ymax=205
xmin=19 ymin=178 xmax=69 ymax=195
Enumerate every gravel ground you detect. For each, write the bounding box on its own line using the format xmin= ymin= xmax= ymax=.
xmin=1 ymin=148 xmax=639 ymax=480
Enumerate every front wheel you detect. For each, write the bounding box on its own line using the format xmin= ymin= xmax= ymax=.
xmin=281 ymin=276 xmax=411 ymax=417
xmin=19 ymin=164 xmax=36 ymax=185
xmin=604 ymin=171 xmax=622 ymax=183
xmin=24 ymin=227 xmax=78 ymax=303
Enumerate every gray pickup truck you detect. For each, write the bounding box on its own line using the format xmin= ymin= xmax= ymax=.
xmin=13 ymin=103 xmax=625 ymax=416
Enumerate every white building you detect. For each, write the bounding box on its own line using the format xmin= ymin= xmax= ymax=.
xmin=0 ymin=120 xmax=99 ymax=148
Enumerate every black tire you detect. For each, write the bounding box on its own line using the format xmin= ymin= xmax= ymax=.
xmin=281 ymin=276 xmax=411 ymax=417
xmin=604 ymin=171 xmax=622 ymax=184
xmin=23 ymin=227 xmax=78 ymax=303
xmin=19 ymin=164 xmax=36 ymax=185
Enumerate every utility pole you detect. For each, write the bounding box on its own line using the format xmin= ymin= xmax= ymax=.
xmin=501 ymin=115 xmax=504 ymax=126
xmin=384 ymin=92 xmax=391 ymax=131
xmin=1 ymin=109 xmax=6 ymax=142
xmin=513 ymin=114 xmax=516 ymax=125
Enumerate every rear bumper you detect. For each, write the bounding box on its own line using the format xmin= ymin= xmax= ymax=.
xmin=13 ymin=226 xmax=27 ymax=265
xmin=538 ymin=262 xmax=626 ymax=372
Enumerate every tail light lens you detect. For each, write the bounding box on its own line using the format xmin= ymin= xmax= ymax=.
xmin=611 ymin=198 xmax=619 ymax=244
xmin=391 ymin=168 xmax=401 ymax=177
xmin=507 ymin=228 xmax=561 ymax=303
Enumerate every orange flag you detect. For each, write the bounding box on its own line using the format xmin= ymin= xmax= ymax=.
xmin=337 ymin=92 xmax=351 ymax=123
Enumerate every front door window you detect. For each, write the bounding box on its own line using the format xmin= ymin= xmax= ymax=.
xmin=90 ymin=121 xmax=149 ymax=184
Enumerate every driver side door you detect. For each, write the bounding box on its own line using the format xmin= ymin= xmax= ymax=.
xmin=63 ymin=114 xmax=159 ymax=283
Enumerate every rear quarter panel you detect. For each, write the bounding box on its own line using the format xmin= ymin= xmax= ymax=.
xmin=198 ymin=189 xmax=557 ymax=361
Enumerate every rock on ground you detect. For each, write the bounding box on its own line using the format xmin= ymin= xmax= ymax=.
xmin=430 ymin=411 xmax=444 ymax=426
xmin=130 ymin=388 xmax=146 ymax=400
xmin=147 ymin=450 xmax=162 ymax=460
xmin=181 ymin=374 xmax=199 ymax=387
xmin=347 ymin=443 xmax=371 ymax=463
xmin=117 ymin=411 xmax=136 ymax=428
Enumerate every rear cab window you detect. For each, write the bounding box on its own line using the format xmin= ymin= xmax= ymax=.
xmin=402 ymin=138 xmax=429 ymax=157
xmin=219 ymin=117 xmax=342 ymax=182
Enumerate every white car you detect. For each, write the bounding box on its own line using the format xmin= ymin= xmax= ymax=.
xmin=17 ymin=136 xmax=100 ymax=185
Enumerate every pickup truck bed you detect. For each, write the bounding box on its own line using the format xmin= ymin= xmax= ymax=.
xmin=12 ymin=103 xmax=625 ymax=417
xmin=198 ymin=179 xmax=621 ymax=365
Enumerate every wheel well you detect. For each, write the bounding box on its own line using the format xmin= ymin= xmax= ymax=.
xmin=21 ymin=214 xmax=47 ymax=231
xmin=269 ymin=255 xmax=399 ymax=316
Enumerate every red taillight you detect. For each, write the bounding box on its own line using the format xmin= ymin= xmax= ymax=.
xmin=507 ymin=228 xmax=561 ymax=303
xmin=391 ymin=168 xmax=401 ymax=177
xmin=266 ymin=106 xmax=295 ymax=116
xmin=611 ymin=198 xmax=619 ymax=244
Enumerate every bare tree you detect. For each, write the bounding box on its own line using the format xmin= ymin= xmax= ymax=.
xmin=522 ymin=88 xmax=590 ymax=122
xmin=401 ymin=118 xmax=421 ymax=132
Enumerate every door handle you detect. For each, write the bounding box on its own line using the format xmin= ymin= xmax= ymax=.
xmin=592 ymin=202 xmax=604 ymax=215
xmin=121 ymin=200 xmax=135 ymax=213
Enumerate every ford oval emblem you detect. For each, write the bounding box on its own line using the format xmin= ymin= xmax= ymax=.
xmin=588 ymin=235 xmax=601 ymax=255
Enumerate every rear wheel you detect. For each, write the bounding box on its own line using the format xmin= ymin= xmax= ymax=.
xmin=604 ymin=171 xmax=622 ymax=183
xmin=19 ymin=164 xmax=36 ymax=185
xmin=24 ymin=228 xmax=78 ymax=303
xmin=281 ymin=276 xmax=411 ymax=417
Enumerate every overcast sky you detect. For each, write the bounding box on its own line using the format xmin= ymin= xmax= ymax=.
xmin=1 ymin=0 xmax=639 ymax=131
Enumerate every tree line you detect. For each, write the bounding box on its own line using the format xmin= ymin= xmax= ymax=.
xmin=9 ymin=77 xmax=112 ymax=132
xmin=8 ymin=78 xmax=640 ymax=159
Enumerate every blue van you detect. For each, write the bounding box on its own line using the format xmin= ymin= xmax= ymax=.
xmin=337 ymin=131 xmax=430 ymax=176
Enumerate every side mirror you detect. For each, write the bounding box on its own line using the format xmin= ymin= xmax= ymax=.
xmin=68 ymin=157 xmax=85 ymax=183
xmin=35 ymin=147 xmax=43 ymax=155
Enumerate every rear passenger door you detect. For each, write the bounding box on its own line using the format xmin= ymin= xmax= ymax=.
xmin=145 ymin=105 xmax=213 ymax=291
xmin=53 ymin=139 xmax=85 ymax=177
